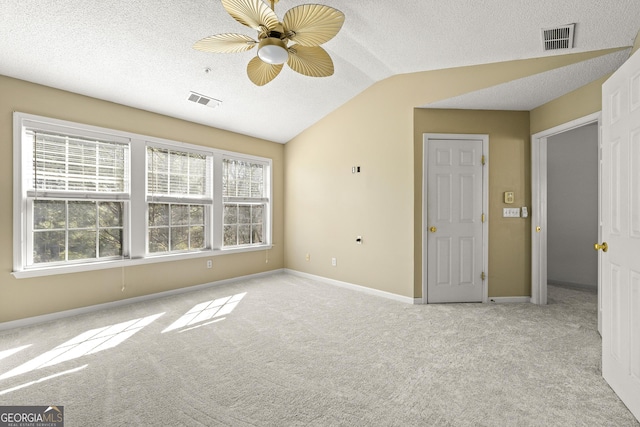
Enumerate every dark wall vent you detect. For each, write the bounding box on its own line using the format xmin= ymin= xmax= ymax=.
xmin=542 ymin=24 xmax=575 ymax=51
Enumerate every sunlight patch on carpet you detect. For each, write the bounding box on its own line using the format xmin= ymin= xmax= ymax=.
xmin=0 ymin=313 xmax=163 ymax=380
xmin=0 ymin=364 xmax=87 ymax=395
xmin=0 ymin=345 xmax=32 ymax=362
xmin=162 ymin=292 xmax=246 ymax=333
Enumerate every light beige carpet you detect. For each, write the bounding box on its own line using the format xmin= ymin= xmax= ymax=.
xmin=0 ymin=273 xmax=637 ymax=426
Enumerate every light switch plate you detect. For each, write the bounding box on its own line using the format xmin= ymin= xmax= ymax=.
xmin=503 ymin=207 xmax=520 ymax=217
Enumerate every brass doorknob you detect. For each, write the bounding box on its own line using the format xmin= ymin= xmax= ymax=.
xmin=429 ymin=226 xmax=437 ymax=233
xmin=594 ymin=242 xmax=608 ymax=252
xmin=536 ymin=226 xmax=541 ymax=232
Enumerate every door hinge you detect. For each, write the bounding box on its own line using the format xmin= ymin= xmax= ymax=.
xmin=481 ymin=213 xmax=485 ymax=223
xmin=481 ymin=272 xmax=486 ymax=281
xmin=481 ymin=155 xmax=486 ymax=165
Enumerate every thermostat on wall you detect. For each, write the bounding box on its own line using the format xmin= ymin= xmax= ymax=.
xmin=504 ymin=191 xmax=515 ymax=204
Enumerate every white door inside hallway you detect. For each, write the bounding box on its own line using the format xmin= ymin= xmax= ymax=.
xmin=423 ymin=135 xmax=487 ymax=303
xmin=600 ymin=48 xmax=640 ymax=420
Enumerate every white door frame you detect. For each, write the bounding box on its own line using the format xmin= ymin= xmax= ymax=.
xmin=422 ymin=133 xmax=489 ymax=303
xmin=530 ymin=112 xmax=602 ymax=310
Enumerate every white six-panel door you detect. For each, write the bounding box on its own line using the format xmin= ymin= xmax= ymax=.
xmin=424 ymin=136 xmax=486 ymax=303
xmin=601 ymin=48 xmax=640 ymax=420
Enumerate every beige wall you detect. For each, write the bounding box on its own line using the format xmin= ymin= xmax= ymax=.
xmin=284 ymin=89 xmax=415 ymax=297
xmin=530 ymin=75 xmax=607 ymax=134
xmin=285 ymin=49 xmax=620 ymax=299
xmin=413 ymin=110 xmax=531 ymax=298
xmin=2 ymin=44 xmax=631 ymax=323
xmin=0 ymin=75 xmax=284 ymax=323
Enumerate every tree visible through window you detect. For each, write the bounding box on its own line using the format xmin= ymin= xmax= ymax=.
xmin=222 ymin=159 xmax=267 ymax=247
xmin=33 ymin=200 xmax=124 ymax=263
xmin=146 ymin=146 xmax=211 ymax=254
xmin=148 ymin=203 xmax=205 ymax=252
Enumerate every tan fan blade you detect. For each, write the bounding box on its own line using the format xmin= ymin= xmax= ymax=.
xmin=193 ymin=33 xmax=257 ymax=53
xmin=247 ymin=55 xmax=283 ymax=86
xmin=283 ymin=4 xmax=345 ymax=47
xmin=287 ymin=45 xmax=334 ymax=77
xmin=221 ymin=0 xmax=279 ymax=31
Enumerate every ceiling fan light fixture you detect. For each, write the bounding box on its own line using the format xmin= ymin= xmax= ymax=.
xmin=194 ymin=0 xmax=345 ymax=85
xmin=257 ymin=37 xmax=288 ymax=64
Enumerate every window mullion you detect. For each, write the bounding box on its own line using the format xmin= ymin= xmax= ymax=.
xmin=224 ymin=197 xmax=268 ymax=204
xmin=95 ymin=202 xmax=100 ymax=258
xmin=130 ymin=139 xmax=147 ymax=258
xmin=65 ymin=201 xmax=69 ymax=262
xmin=145 ymin=195 xmax=212 ymax=204
xmin=25 ymin=200 xmax=34 ymax=266
xmin=212 ymin=155 xmax=223 ymax=250
xmin=266 ymin=159 xmax=272 ymax=246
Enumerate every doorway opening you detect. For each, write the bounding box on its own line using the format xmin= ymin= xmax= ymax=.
xmin=530 ymin=112 xmax=601 ymax=326
xmin=546 ymin=123 xmax=599 ymax=293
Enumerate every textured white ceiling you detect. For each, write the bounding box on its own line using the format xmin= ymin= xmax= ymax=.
xmin=422 ymin=49 xmax=631 ymax=111
xmin=1 ymin=1 xmax=639 ymax=143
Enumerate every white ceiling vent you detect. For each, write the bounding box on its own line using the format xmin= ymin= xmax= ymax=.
xmin=187 ymin=92 xmax=221 ymax=109
xmin=542 ymin=24 xmax=575 ymax=51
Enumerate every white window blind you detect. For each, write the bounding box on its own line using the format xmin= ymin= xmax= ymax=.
xmin=222 ymin=158 xmax=266 ymax=200
xmin=147 ymin=146 xmax=210 ymax=201
xmin=31 ymin=131 xmax=129 ymax=197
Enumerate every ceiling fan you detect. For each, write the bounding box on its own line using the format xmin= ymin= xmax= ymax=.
xmin=193 ymin=0 xmax=345 ymax=86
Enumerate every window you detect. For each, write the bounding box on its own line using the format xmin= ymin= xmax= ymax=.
xmin=148 ymin=203 xmax=206 ymax=253
xmin=33 ymin=200 xmax=124 ymax=263
xmin=146 ymin=146 xmax=212 ymax=254
xmin=222 ymin=158 xmax=268 ymax=247
xmin=13 ymin=113 xmax=272 ymax=277
xmin=25 ymin=129 xmax=129 ymax=267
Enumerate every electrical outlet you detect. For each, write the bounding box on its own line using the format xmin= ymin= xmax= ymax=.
xmin=305 ymin=253 xmax=310 ymax=261
xmin=331 ymin=257 xmax=337 ymax=267
xmin=207 ymin=259 xmax=213 ymax=269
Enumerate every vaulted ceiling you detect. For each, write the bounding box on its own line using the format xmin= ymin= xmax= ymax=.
xmin=1 ymin=1 xmax=639 ymax=143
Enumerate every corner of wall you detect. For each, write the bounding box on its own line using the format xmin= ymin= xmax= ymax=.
xmin=633 ymin=29 xmax=640 ymax=55
xmin=530 ymin=75 xmax=607 ymax=135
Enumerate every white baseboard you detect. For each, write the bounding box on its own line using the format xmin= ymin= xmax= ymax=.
xmin=284 ymin=269 xmax=416 ymax=304
xmin=0 ymin=269 xmax=285 ymax=331
xmin=488 ymin=296 xmax=531 ymax=303
xmin=548 ymin=280 xmax=597 ymax=291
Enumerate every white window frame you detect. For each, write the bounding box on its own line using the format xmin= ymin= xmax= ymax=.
xmin=220 ymin=156 xmax=271 ymax=249
xmin=145 ymin=142 xmax=214 ymax=255
xmin=13 ymin=112 xmax=272 ymax=278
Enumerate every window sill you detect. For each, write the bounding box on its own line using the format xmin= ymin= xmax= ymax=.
xmin=12 ymin=244 xmax=273 ymax=279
